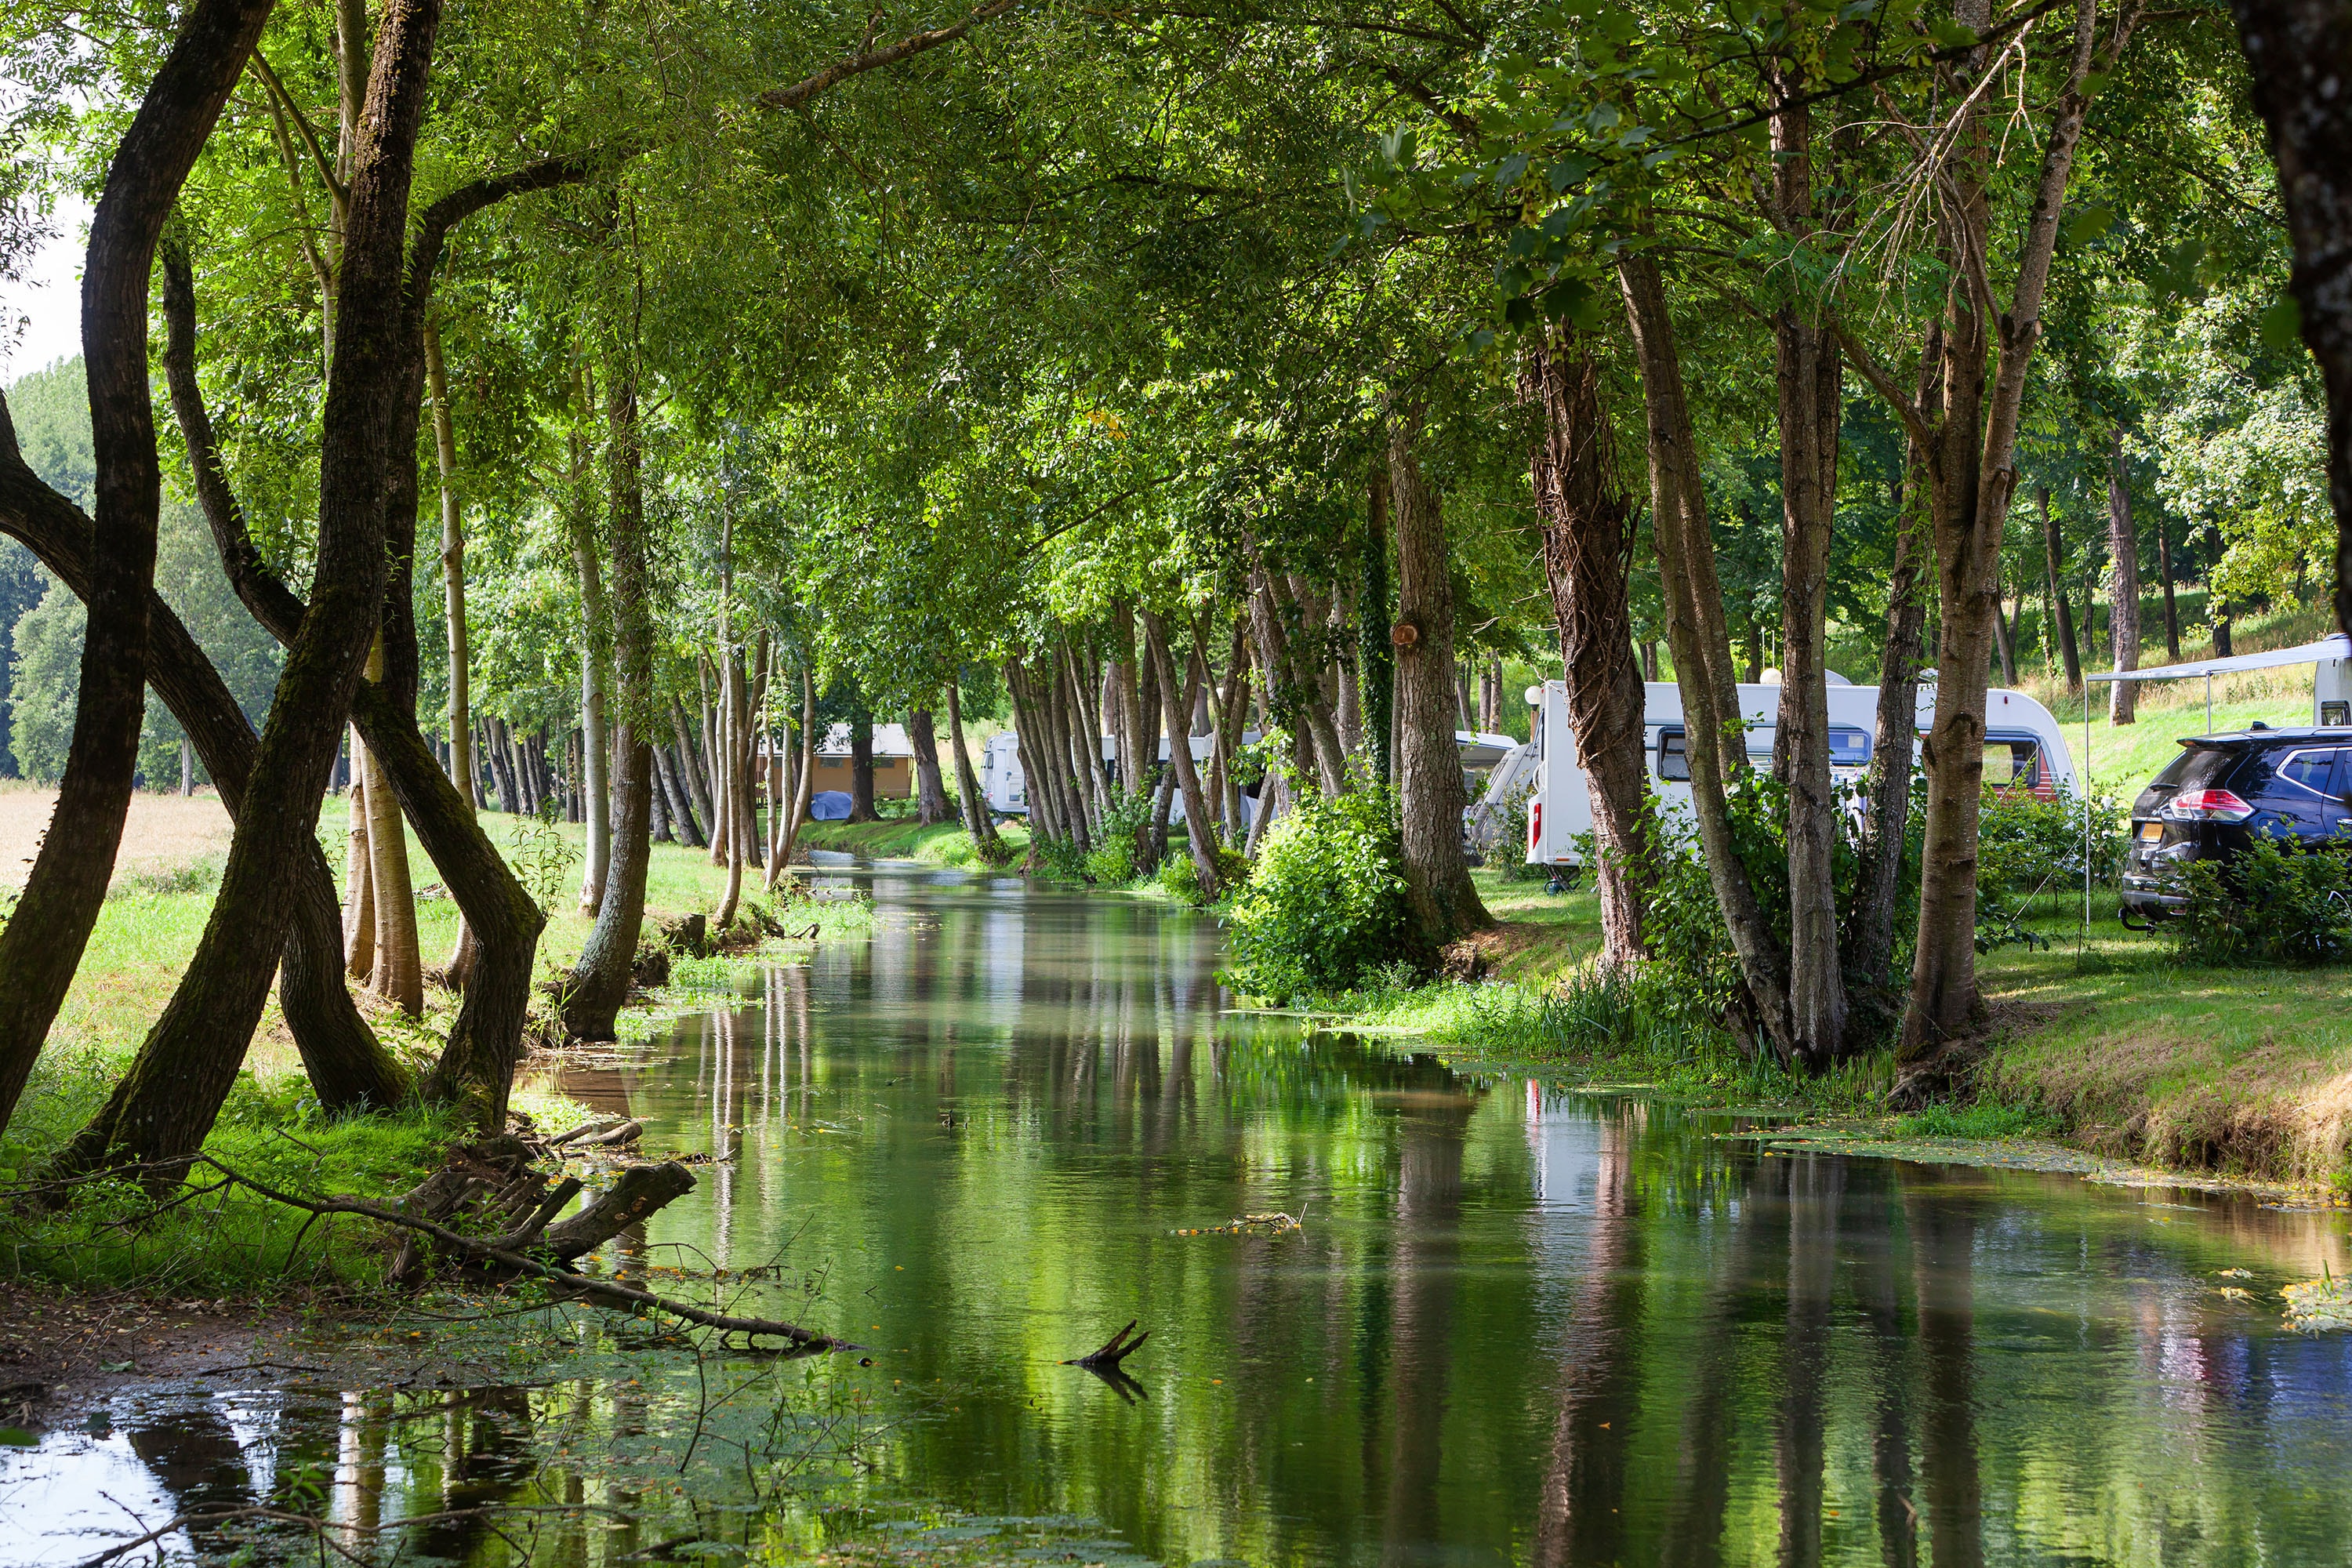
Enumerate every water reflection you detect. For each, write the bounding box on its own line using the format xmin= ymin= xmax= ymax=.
xmin=6 ymin=863 xmax=2350 ymax=1565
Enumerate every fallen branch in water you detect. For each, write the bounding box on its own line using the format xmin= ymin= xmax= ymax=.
xmin=191 ymin=1156 xmax=840 ymax=1350
xmin=1065 ymin=1319 xmax=1149 ymax=1369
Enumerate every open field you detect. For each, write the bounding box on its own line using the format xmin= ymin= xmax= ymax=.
xmin=0 ymin=782 xmax=234 ymax=891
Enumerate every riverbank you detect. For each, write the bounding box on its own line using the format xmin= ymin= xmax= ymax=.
xmin=1341 ymin=870 xmax=2352 ymax=1189
xmin=793 ymin=814 xmax=1027 ymax=867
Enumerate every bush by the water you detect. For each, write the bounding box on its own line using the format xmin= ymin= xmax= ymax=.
xmin=1225 ymin=788 xmax=1418 ymax=1000
xmin=2168 ymin=832 xmax=2352 ymax=967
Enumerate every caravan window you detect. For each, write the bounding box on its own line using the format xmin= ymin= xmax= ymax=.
xmin=1657 ymin=729 xmax=1690 ymax=781
xmin=1984 ymin=731 xmax=2049 ymax=797
xmin=1829 ymin=728 xmax=1871 ymax=767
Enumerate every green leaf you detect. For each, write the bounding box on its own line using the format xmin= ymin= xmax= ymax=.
xmin=2259 ymin=293 xmax=2305 ymax=352
xmin=1549 ymin=153 xmax=1598 ymax=193
xmin=1926 ymin=16 xmax=1977 ymax=46
xmin=0 ymin=1428 xmax=37 ymax=1446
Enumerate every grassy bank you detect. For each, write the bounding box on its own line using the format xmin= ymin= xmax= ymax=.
xmin=0 ymin=797 xmax=877 ymax=1298
xmin=793 ymin=814 xmax=1029 ymax=867
xmin=1326 ymin=869 xmax=2352 ymax=1187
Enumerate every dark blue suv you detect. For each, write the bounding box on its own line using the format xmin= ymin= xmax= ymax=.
xmin=2120 ymin=726 xmax=2352 ymax=922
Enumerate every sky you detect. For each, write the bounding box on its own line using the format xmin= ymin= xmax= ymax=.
xmin=1 ymin=191 xmax=91 ymax=387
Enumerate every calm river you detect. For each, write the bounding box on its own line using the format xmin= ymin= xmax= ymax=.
xmin=9 ymin=858 xmax=2352 ymax=1566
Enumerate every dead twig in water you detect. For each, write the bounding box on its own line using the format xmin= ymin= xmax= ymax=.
xmin=188 ymin=1157 xmax=843 ymax=1351
xmin=1065 ymin=1319 xmax=1149 ymax=1369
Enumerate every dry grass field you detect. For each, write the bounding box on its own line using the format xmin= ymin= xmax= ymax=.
xmin=0 ymin=781 xmax=233 ymax=890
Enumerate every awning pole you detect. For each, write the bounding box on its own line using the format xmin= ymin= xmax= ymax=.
xmin=2085 ymin=702 xmax=2092 ymax=941
xmin=2206 ymin=673 xmax=2212 ymax=734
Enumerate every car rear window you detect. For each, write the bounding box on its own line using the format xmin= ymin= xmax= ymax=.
xmin=2152 ymin=746 xmax=2242 ymax=791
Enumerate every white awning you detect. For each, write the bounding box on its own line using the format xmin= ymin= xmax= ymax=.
xmin=2085 ymin=633 xmax=2351 ymax=682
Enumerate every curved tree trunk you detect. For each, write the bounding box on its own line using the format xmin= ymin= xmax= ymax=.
xmin=562 ymin=355 xmax=654 ymax=1041
xmin=0 ymin=0 xmax=281 ymax=1136
xmin=1525 ymin=324 xmax=1651 ymax=966
xmin=56 ymin=0 xmax=443 ymax=1176
xmin=767 ymin=665 xmax=817 ymax=885
xmin=945 ymin=681 xmax=997 ymax=851
xmin=1387 ymin=408 xmax=1489 ymax=948
xmin=1620 ymin=252 xmax=1794 ymax=1061
xmin=0 ymin=403 xmax=408 ymax=1119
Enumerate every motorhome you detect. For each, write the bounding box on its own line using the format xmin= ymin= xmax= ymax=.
xmin=978 ymin=731 xmax=1259 ymax=826
xmin=1522 ymin=678 xmax=2080 ymax=873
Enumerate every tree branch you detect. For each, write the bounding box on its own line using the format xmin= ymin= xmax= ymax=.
xmin=758 ymin=0 xmax=1020 ymax=112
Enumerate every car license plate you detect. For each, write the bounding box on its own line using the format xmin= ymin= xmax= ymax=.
xmin=2138 ymin=822 xmax=2163 ymax=843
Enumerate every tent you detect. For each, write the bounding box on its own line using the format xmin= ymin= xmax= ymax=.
xmin=808 ymin=789 xmax=853 ymax=822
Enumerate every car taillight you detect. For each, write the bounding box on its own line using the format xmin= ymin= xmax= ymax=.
xmin=2164 ymin=788 xmax=2255 ymax=822
xmin=1530 ymin=801 xmax=1541 ymax=853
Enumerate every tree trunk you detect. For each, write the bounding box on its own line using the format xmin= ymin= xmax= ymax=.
xmin=1770 ymin=140 xmax=1850 ymax=1068
xmin=343 ymin=756 xmax=376 ymax=979
xmin=55 ymin=0 xmax=440 ymax=1175
xmin=2107 ymin=437 xmax=2142 ymax=723
xmin=2232 ymin=0 xmax=2352 ymax=637
xmin=1387 ymin=407 xmax=1490 ymax=947
xmin=2035 ymin=488 xmax=2082 ymax=688
xmin=845 ymin=710 xmax=876 ymax=822
xmin=1524 ymin=323 xmax=1651 ymax=965
xmin=0 ymin=0 xmax=281 ymax=1135
xmin=573 ymin=509 xmax=610 ymax=912
xmin=2156 ymin=513 xmax=2180 ymax=658
xmin=1360 ymin=472 xmax=1396 ymax=788
xmin=1109 ymin=601 xmax=1145 ymax=798
xmin=1991 ymin=568 xmax=2018 ymax=685
xmin=1141 ymin=609 xmax=1222 ymax=900
xmin=655 ymin=746 xmax=702 ymax=848
xmin=1247 ymin=561 xmax=1348 ymax=797
xmin=713 ymin=650 xmax=748 ymax=932
xmin=1899 ymin=0 xmax=2117 ymax=1066
xmin=669 ymin=697 xmax=715 ymax=831
xmin=1849 ymin=325 xmax=1944 ymax=1004
xmin=1620 ymin=252 xmax=1791 ymax=1058
xmin=361 ymin=641 xmax=423 ymax=1014
xmin=767 ymin=666 xmax=817 ymax=885
xmin=909 ymin=707 xmax=949 ymax=824
xmin=563 ymin=354 xmax=655 ymax=1042
xmin=946 ymin=683 xmax=996 ymax=848
xmin=423 ymin=317 xmax=479 ymax=989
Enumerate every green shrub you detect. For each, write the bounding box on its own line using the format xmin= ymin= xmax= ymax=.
xmin=1157 ymin=844 xmax=1247 ymax=907
xmin=1225 ymin=788 xmax=1420 ymax=1000
xmin=1029 ymin=832 xmax=1090 ymax=884
xmin=2169 ymin=832 xmax=2352 ymax=967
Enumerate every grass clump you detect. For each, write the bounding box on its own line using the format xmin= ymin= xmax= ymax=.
xmin=1 ymin=1058 xmax=458 ymax=1298
xmin=1895 ymin=1101 xmax=2052 ymax=1140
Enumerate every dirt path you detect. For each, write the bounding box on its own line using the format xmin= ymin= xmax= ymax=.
xmin=0 ymin=786 xmax=232 ymax=891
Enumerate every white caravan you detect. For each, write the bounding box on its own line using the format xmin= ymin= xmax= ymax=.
xmin=978 ymin=731 xmax=1258 ymax=827
xmin=1523 ymin=679 xmax=2079 ymax=873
